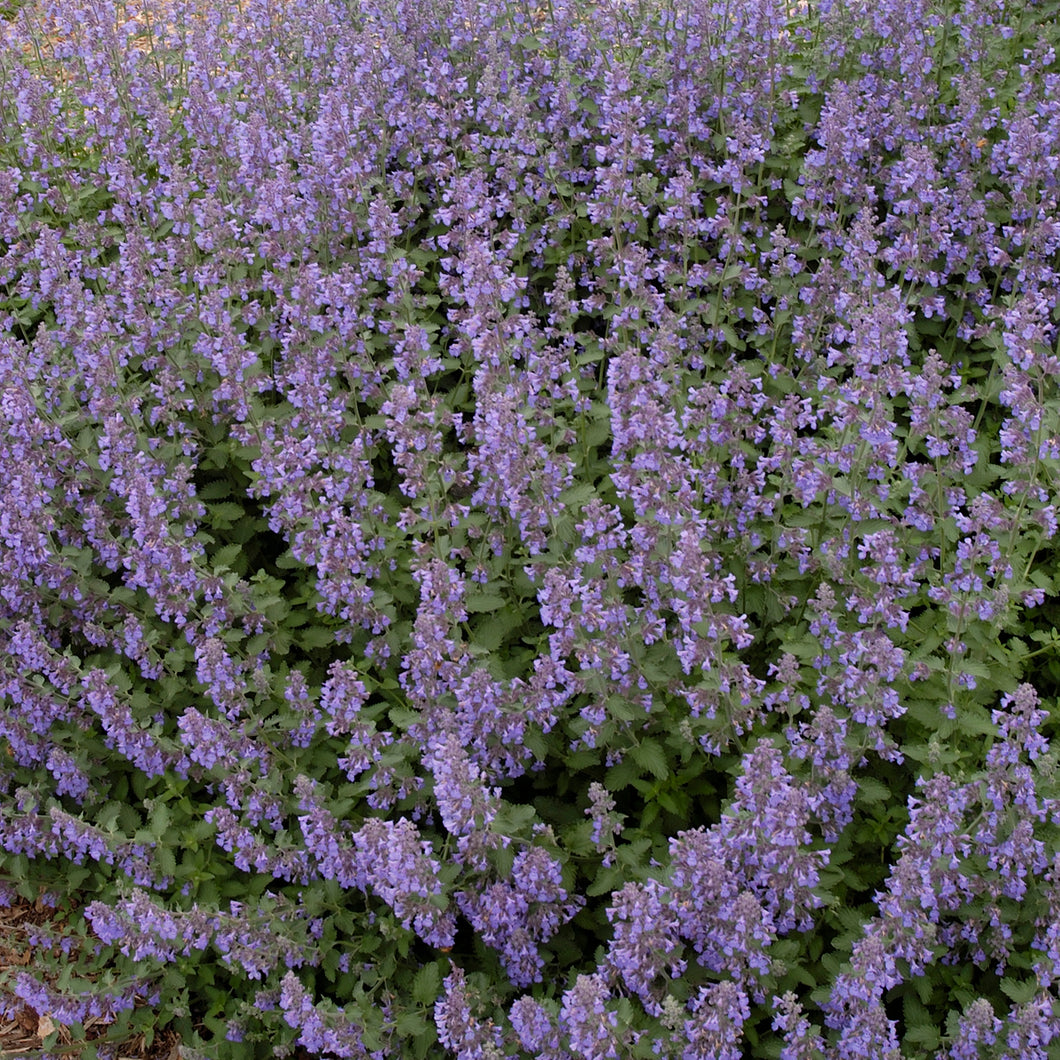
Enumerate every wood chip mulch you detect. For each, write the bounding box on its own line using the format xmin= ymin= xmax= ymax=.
xmin=0 ymin=894 xmax=181 ymax=1059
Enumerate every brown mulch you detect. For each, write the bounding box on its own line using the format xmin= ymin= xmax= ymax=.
xmin=0 ymin=891 xmax=333 ymax=1059
xmin=0 ymin=894 xmax=181 ymax=1059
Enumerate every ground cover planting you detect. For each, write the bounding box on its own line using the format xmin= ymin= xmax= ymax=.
xmin=1 ymin=0 xmax=1060 ymax=1055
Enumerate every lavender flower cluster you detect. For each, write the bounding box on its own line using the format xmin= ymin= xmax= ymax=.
xmin=1 ymin=0 xmax=1060 ymax=1055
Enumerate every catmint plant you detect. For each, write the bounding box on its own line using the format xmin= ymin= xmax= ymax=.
xmin=1 ymin=0 xmax=1060 ymax=1056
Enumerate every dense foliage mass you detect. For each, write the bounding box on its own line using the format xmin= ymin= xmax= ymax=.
xmin=1 ymin=0 xmax=1060 ymax=1055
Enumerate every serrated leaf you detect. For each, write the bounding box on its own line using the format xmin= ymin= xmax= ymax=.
xmin=210 ymin=542 xmax=244 ymax=570
xmin=493 ymin=803 xmax=537 ymax=838
xmin=560 ymin=483 xmax=597 ymax=509
xmin=780 ymin=962 xmax=819 ymax=989
xmin=464 ymin=593 xmax=507 ymax=614
xmin=903 ymin=991 xmax=931 ymax=1028
xmin=387 ymin=706 xmax=419 ymax=730
xmin=832 ymin=905 xmax=869 ymax=935
xmin=151 ymin=802 xmax=171 ymax=837
xmin=472 ymin=605 xmax=524 ymax=652
xmin=638 ymin=642 xmax=679 ymax=684
xmin=1029 ymin=628 xmax=1060 ymax=646
xmin=246 ymin=633 xmax=271 ymax=655
xmin=412 ymin=962 xmax=441 ymax=1006
xmin=587 ymin=865 xmax=622 ymax=897
xmin=1030 ymin=569 xmax=1055 ymax=591
xmin=903 ymin=1024 xmax=940 ymax=1049
xmin=207 ymin=502 xmax=246 ymax=527
xmin=630 ymin=739 xmax=668 ymax=780
xmin=522 ymin=727 xmax=548 ymax=763
xmin=999 ymin=977 xmax=1038 ymax=1004
xmin=186 ymin=817 xmax=214 ymax=847
xmin=914 ymin=975 xmax=933 ymax=1004
xmin=616 ymin=835 xmax=651 ymax=868
xmin=607 ymin=697 xmax=645 ymax=724
xmin=157 ymin=845 xmax=177 ymax=878
xmin=64 ymin=865 xmax=92 ymax=890
xmin=491 ymin=841 xmax=515 ymax=878
xmin=299 ymin=625 xmax=336 ymax=649
xmin=396 ymin=1010 xmax=429 ymax=1036
xmin=584 ymin=416 xmax=611 ymax=448
xmin=856 ymin=777 xmax=891 ymax=804
xmin=605 ymin=755 xmax=641 ymax=791
xmin=96 ymin=802 xmax=121 ymax=831
xmin=841 ymin=865 xmax=867 ymax=889
xmin=196 ymin=479 xmax=232 ymax=500
xmin=957 ymin=705 xmax=998 ymax=736
xmin=945 ymin=1007 xmax=964 ymax=1040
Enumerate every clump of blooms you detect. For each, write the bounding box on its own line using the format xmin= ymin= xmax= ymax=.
xmin=1 ymin=0 xmax=1060 ymax=1056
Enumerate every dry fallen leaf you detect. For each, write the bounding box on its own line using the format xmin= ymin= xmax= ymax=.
xmin=13 ymin=1007 xmax=36 ymax=1036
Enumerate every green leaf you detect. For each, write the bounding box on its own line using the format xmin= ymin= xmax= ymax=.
xmin=64 ymin=864 xmax=93 ymax=890
xmin=412 ymin=962 xmax=441 ymax=1006
xmin=208 ymin=502 xmax=247 ymax=527
xmin=605 ymin=755 xmax=641 ymax=791
xmin=630 ymin=739 xmax=669 ymax=780
xmin=395 ymin=1010 xmax=429 ymax=1036
xmin=96 ymin=802 xmax=121 ymax=831
xmin=492 ymin=802 xmax=537 ymax=838
xmin=150 ymin=802 xmax=172 ymax=838
xmin=464 ymin=593 xmax=507 ymax=613
xmin=638 ymin=642 xmax=679 ymax=685
xmin=472 ymin=605 xmax=524 ymax=652
xmin=211 ymin=543 xmax=244 ymax=570
xmin=560 ymin=483 xmax=598 ymax=509
xmin=856 ymin=777 xmax=891 ymax=804
xmin=616 ymin=835 xmax=652 ymax=869
xmin=902 ymin=990 xmax=934 ymax=1041
xmin=388 ymin=707 xmax=419 ymax=730
xmin=654 ymin=786 xmax=688 ymax=817
xmin=197 ymin=479 xmax=232 ymax=501
xmin=1030 ymin=569 xmax=1055 ymax=591
xmin=156 ymin=845 xmax=177 ymax=878
xmin=999 ymin=977 xmax=1038 ymax=1004
xmin=832 ymin=904 xmax=869 ymax=936
xmin=299 ymin=625 xmax=336 ymax=649
xmin=246 ymin=633 xmax=271 ymax=655
xmin=904 ymin=1023 xmax=940 ymax=1050
xmin=956 ymin=704 xmax=998 ymax=737
xmin=587 ymin=865 xmax=623 ymax=897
